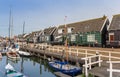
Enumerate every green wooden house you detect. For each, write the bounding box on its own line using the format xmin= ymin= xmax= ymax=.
xmin=39 ymin=27 xmax=56 ymax=43
xmin=53 ymin=16 xmax=109 ymax=47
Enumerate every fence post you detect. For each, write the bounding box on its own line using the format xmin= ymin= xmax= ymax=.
xmin=85 ymin=50 xmax=87 ymax=58
xmin=58 ymin=47 xmax=60 ymax=53
xmin=77 ymin=49 xmax=78 ymax=56
xmin=49 ymin=46 xmax=50 ymax=51
xmin=85 ymin=58 xmax=88 ymax=77
xmin=53 ymin=46 xmax=54 ymax=52
xmin=69 ymin=48 xmax=71 ymax=56
xmin=98 ymin=55 xmax=101 ymax=67
xmin=89 ymin=58 xmax=91 ymax=70
xmin=109 ymin=62 xmax=112 ymax=77
xmin=109 ymin=51 xmax=111 ymax=61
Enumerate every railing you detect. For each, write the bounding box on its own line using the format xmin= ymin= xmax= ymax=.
xmin=81 ymin=55 xmax=102 ymax=77
xmin=24 ymin=43 xmax=120 ymax=61
xmin=107 ymin=61 xmax=120 ymax=77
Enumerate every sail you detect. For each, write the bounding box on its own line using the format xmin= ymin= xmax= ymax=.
xmin=5 ymin=63 xmax=15 ymax=71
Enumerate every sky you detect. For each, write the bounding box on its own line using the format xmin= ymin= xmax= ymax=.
xmin=0 ymin=0 xmax=120 ymax=37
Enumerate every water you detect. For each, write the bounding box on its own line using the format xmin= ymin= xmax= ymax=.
xmin=0 ymin=56 xmax=56 ymax=77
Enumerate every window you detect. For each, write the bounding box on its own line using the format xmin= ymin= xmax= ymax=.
xmin=68 ymin=27 xmax=74 ymax=33
xmin=109 ymin=33 xmax=114 ymax=42
xmin=87 ymin=34 xmax=95 ymax=42
xmin=71 ymin=34 xmax=76 ymax=41
xmin=58 ymin=29 xmax=63 ymax=34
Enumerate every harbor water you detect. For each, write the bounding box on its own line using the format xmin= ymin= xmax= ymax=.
xmin=0 ymin=55 xmax=56 ymax=77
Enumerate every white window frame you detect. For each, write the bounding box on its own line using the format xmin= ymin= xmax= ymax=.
xmin=71 ymin=34 xmax=76 ymax=41
xmin=87 ymin=34 xmax=95 ymax=42
xmin=58 ymin=29 xmax=63 ymax=34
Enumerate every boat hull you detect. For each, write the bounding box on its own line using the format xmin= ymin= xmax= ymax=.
xmin=6 ymin=51 xmax=20 ymax=60
xmin=49 ymin=61 xmax=82 ymax=76
xmin=17 ymin=51 xmax=31 ymax=57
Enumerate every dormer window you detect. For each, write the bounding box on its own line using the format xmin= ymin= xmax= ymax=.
xmin=44 ymin=32 xmax=46 ymax=34
xmin=58 ymin=29 xmax=64 ymax=34
xmin=68 ymin=27 xmax=74 ymax=33
xmin=62 ymin=29 xmax=64 ymax=33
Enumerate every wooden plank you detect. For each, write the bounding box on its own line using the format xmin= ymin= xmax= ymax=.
xmin=88 ymin=62 xmax=120 ymax=77
xmin=54 ymin=72 xmax=72 ymax=77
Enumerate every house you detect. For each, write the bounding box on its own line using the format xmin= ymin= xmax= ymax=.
xmin=107 ymin=14 xmax=120 ymax=47
xmin=53 ymin=16 xmax=109 ymax=47
xmin=23 ymin=30 xmax=42 ymax=43
xmin=38 ymin=27 xmax=56 ymax=43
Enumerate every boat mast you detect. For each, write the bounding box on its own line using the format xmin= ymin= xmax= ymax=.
xmin=9 ymin=8 xmax=11 ymax=41
xmin=23 ymin=21 xmax=25 ymax=36
xmin=64 ymin=16 xmax=68 ymax=62
xmin=9 ymin=7 xmax=13 ymax=42
xmin=22 ymin=21 xmax=25 ymax=47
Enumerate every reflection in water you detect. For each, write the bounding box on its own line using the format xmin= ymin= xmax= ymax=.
xmin=0 ymin=56 xmax=56 ymax=77
xmin=21 ymin=57 xmax=24 ymax=73
xmin=40 ymin=59 xmax=42 ymax=75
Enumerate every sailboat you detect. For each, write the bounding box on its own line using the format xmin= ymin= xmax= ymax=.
xmin=6 ymin=8 xmax=20 ymax=61
xmin=16 ymin=22 xmax=31 ymax=57
xmin=5 ymin=63 xmax=27 ymax=77
xmin=48 ymin=17 xmax=82 ymax=76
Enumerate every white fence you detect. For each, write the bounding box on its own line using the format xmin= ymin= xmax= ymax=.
xmin=25 ymin=44 xmax=120 ymax=61
xmin=107 ymin=61 xmax=120 ymax=77
xmin=82 ymin=55 xmax=102 ymax=77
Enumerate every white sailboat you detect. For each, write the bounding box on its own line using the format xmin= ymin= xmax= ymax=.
xmin=5 ymin=63 xmax=27 ymax=77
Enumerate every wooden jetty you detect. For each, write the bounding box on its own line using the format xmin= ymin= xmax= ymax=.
xmin=20 ymin=47 xmax=84 ymax=64
xmin=54 ymin=72 xmax=72 ymax=77
xmin=88 ymin=61 xmax=120 ymax=77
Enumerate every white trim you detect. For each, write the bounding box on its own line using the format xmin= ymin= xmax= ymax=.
xmin=107 ymin=16 xmax=113 ymax=31
xmin=100 ymin=18 xmax=108 ymax=33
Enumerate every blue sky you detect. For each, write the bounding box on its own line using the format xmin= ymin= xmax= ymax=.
xmin=0 ymin=0 xmax=120 ymax=37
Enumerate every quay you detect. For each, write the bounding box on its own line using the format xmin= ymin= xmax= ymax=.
xmin=20 ymin=46 xmax=84 ymax=65
xmin=19 ymin=43 xmax=120 ymax=77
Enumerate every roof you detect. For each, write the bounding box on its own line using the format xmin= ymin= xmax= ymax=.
xmin=54 ymin=16 xmax=107 ymax=35
xmin=109 ymin=14 xmax=120 ymax=31
xmin=24 ymin=30 xmax=44 ymax=39
xmin=43 ymin=27 xmax=56 ymax=35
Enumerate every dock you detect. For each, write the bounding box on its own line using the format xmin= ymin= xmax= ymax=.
xmin=54 ymin=72 xmax=72 ymax=77
xmin=20 ymin=47 xmax=84 ymax=64
xmin=88 ymin=61 xmax=120 ymax=77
